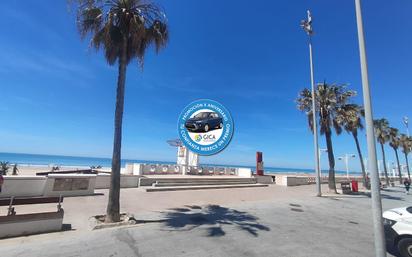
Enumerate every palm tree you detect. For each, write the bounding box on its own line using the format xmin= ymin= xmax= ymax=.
xmin=373 ymin=119 xmax=390 ymax=186
xmin=336 ymin=104 xmax=368 ymax=188
xmin=297 ymin=82 xmax=356 ymax=193
xmin=388 ymin=127 xmax=402 ymax=184
xmin=72 ymin=0 xmax=168 ymax=222
xmin=400 ymin=134 xmax=412 ymax=180
xmin=0 ymin=161 xmax=10 ymax=175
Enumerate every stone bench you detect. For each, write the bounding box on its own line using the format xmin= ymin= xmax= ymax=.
xmin=0 ymin=196 xmax=64 ymax=238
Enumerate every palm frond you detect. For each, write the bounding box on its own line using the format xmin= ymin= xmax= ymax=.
xmin=296 ymin=82 xmax=357 ymax=137
xmin=373 ymin=118 xmax=390 ymax=145
xmin=71 ymin=0 xmax=169 ymax=67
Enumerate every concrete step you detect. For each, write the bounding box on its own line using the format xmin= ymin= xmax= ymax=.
xmin=139 ymin=178 xmax=256 ymax=187
xmin=148 ymin=178 xmax=255 ymax=182
xmin=146 ymin=184 xmax=269 ymax=192
xmin=154 ymin=181 xmax=256 ymax=187
xmin=155 ymin=179 xmax=256 ymax=183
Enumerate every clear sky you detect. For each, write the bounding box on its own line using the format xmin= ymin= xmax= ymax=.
xmin=0 ymin=0 xmax=411 ymax=171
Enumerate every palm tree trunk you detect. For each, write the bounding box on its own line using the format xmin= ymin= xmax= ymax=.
xmin=380 ymin=143 xmax=390 ymax=186
xmin=105 ymin=37 xmax=128 ymax=223
xmin=353 ymin=133 xmax=367 ymax=188
xmin=325 ymin=130 xmax=337 ymax=193
xmin=405 ymin=153 xmax=411 ymax=180
xmin=394 ymin=148 xmax=402 ymax=184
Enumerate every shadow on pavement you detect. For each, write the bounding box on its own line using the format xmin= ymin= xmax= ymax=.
xmin=382 ymin=187 xmax=406 ymax=193
xmin=380 ymin=194 xmax=404 ymax=201
xmin=321 ymin=191 xmax=405 ymax=201
xmin=161 ymin=205 xmax=270 ymax=237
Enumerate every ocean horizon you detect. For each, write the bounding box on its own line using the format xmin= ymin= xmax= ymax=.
xmin=0 ymin=152 xmax=355 ymax=175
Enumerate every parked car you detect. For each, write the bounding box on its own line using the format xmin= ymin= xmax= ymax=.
xmin=185 ymin=112 xmax=223 ymax=132
xmin=383 ymin=206 xmax=412 ymax=257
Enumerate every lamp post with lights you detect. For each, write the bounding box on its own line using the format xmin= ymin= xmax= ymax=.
xmin=404 ymin=116 xmax=410 ymax=137
xmin=338 ymin=154 xmax=356 ymax=179
xmin=301 ymin=10 xmax=321 ymax=197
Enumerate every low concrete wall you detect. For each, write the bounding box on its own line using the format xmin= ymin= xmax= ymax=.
xmin=275 ymin=175 xmax=363 ymax=186
xmin=95 ymin=174 xmax=110 ymax=189
xmin=254 ymin=175 xmax=275 ymax=184
xmin=276 ymin=176 xmax=311 ymax=186
xmin=43 ymin=174 xmax=96 ymax=197
xmin=0 ymin=176 xmax=47 ymax=198
xmin=120 ymin=175 xmax=140 ymax=188
xmin=0 ymin=211 xmax=63 ymax=239
xmin=95 ymin=174 xmax=140 ymax=189
xmin=141 ymin=164 xmax=182 ymax=175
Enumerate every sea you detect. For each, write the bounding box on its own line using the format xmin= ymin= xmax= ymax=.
xmin=0 ymin=152 xmax=353 ymax=175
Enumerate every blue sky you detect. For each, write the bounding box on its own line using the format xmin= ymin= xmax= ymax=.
xmin=0 ymin=0 xmax=411 ymax=171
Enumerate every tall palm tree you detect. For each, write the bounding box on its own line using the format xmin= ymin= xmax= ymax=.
xmin=336 ymin=104 xmax=367 ymax=188
xmin=297 ymin=82 xmax=356 ymax=193
xmin=388 ymin=127 xmax=402 ymax=184
xmin=72 ymin=0 xmax=168 ymax=222
xmin=400 ymin=134 xmax=412 ymax=180
xmin=373 ymin=119 xmax=390 ymax=186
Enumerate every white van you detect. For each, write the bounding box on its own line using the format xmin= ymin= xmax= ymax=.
xmin=383 ymin=207 xmax=412 ymax=257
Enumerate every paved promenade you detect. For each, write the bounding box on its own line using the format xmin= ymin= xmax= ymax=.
xmin=1 ymin=184 xmax=411 ymax=257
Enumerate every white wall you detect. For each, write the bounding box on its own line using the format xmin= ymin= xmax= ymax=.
xmin=126 ymin=163 xmax=247 ymax=176
xmin=95 ymin=174 xmax=140 ymax=189
xmin=238 ymin=168 xmax=252 ymax=178
xmin=125 ymin=163 xmax=143 ymax=176
xmin=0 ymin=176 xmax=47 ymax=198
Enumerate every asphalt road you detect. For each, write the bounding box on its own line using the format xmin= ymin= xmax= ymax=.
xmin=1 ymin=185 xmax=412 ymax=257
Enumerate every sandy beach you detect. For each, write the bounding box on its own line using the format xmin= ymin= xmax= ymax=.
xmin=9 ymin=165 xmax=107 ymax=176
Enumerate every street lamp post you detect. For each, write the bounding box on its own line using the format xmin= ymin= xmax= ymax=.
xmin=404 ymin=116 xmax=410 ymax=137
xmin=301 ymin=10 xmax=322 ymax=197
xmin=355 ymin=0 xmax=386 ymax=256
xmin=391 ymin=162 xmax=396 ymax=178
xmin=319 ymin=148 xmax=328 ymax=178
xmin=338 ymin=154 xmax=356 ymax=179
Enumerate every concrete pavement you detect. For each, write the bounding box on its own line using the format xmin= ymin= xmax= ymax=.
xmin=1 ymin=184 xmax=412 ymax=256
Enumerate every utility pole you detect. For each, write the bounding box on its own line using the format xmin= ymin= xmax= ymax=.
xmin=301 ymin=10 xmax=322 ymax=197
xmin=355 ymin=0 xmax=386 ymax=256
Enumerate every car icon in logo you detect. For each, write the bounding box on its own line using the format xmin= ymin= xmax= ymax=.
xmin=185 ymin=111 xmax=223 ymax=132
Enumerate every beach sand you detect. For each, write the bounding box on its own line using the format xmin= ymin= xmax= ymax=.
xmin=10 ymin=165 xmax=93 ymax=176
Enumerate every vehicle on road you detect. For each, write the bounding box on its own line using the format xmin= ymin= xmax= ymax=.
xmin=383 ymin=206 xmax=412 ymax=257
xmin=185 ymin=112 xmax=223 ymax=132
